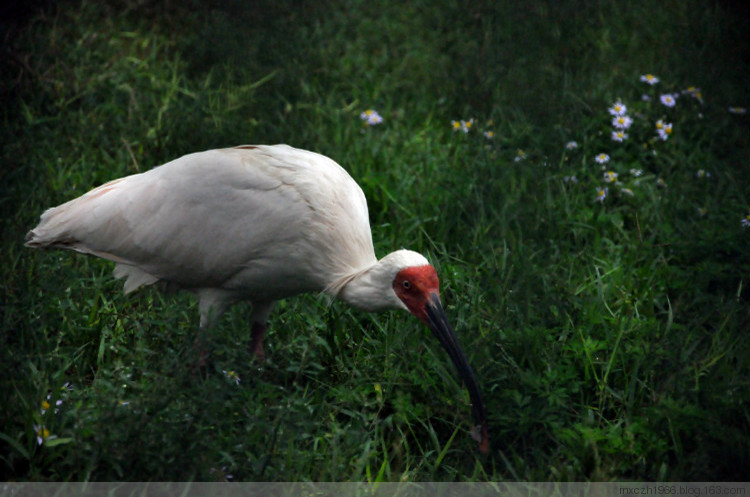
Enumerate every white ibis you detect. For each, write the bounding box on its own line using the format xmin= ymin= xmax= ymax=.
xmin=25 ymin=144 xmax=489 ymax=453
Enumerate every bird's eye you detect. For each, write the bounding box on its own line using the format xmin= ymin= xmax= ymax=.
xmin=402 ymin=280 xmax=412 ymax=290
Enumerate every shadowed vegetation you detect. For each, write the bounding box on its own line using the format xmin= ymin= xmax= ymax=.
xmin=2 ymin=0 xmax=749 ymax=481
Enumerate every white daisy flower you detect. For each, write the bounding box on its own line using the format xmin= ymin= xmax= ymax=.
xmin=683 ymin=87 xmax=703 ymax=103
xmin=657 ymin=122 xmax=673 ymax=141
xmin=612 ymin=115 xmax=634 ymax=129
xmin=40 ymin=396 xmax=62 ymax=415
xmin=222 ymin=370 xmax=241 ymax=385
xmin=729 ymin=107 xmax=747 ymax=115
xmin=603 ymin=171 xmax=619 ymax=183
xmin=34 ymin=425 xmax=57 ymax=446
xmin=360 ymin=109 xmax=384 ymax=126
xmin=660 ymin=94 xmax=676 ymax=107
xmin=595 ymin=153 xmax=610 ymax=164
xmin=565 ymin=141 xmax=578 ymax=150
xmin=596 ymin=187 xmax=609 ymax=203
xmin=611 ymin=130 xmax=628 ymax=142
xmin=608 ymin=101 xmax=627 ymax=116
xmin=640 ymin=74 xmax=660 ymax=85
xmin=451 ymin=119 xmax=474 ymax=133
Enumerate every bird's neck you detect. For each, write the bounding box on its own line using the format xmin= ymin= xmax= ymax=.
xmin=327 ymin=257 xmax=405 ymax=313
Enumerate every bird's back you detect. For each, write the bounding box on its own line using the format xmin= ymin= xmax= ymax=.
xmin=26 ymin=145 xmax=377 ymax=302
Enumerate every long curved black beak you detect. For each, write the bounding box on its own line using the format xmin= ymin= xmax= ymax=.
xmin=424 ymin=293 xmax=489 ymax=453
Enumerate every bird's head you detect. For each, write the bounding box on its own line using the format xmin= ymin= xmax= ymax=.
xmin=391 ymin=264 xmax=440 ymax=324
xmin=385 ymin=251 xmax=490 ymax=453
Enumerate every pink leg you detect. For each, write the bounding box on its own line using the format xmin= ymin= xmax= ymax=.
xmin=249 ymin=302 xmax=274 ymax=361
xmin=193 ymin=331 xmax=209 ymax=370
xmin=249 ymin=320 xmax=267 ymax=360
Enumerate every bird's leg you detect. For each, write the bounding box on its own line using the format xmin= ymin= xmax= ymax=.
xmin=249 ymin=301 xmax=274 ymax=361
xmin=249 ymin=321 xmax=267 ymax=360
xmin=194 ymin=329 xmax=209 ymax=369
xmin=194 ymin=289 xmax=232 ymax=367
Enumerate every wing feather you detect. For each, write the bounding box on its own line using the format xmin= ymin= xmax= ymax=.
xmin=26 ymin=145 xmax=377 ymax=301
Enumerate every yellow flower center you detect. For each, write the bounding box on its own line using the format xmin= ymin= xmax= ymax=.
xmin=42 ymin=400 xmax=50 ymax=411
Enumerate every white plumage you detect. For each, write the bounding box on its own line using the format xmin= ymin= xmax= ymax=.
xmin=26 ymin=144 xmax=489 ymax=452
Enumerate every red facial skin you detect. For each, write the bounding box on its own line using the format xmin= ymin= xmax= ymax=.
xmin=392 ymin=265 xmax=440 ymax=323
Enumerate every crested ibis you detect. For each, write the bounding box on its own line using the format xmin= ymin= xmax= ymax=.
xmin=25 ymin=144 xmax=489 ymax=453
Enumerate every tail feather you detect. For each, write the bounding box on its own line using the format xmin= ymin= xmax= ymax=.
xmin=26 ymin=186 xmax=160 ymax=294
xmin=25 ymin=201 xmax=89 ymax=250
xmin=25 ymin=226 xmax=77 ymax=250
xmin=25 ymin=206 xmax=67 ymax=248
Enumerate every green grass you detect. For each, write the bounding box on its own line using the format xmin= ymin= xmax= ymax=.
xmin=2 ymin=0 xmax=749 ymax=481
